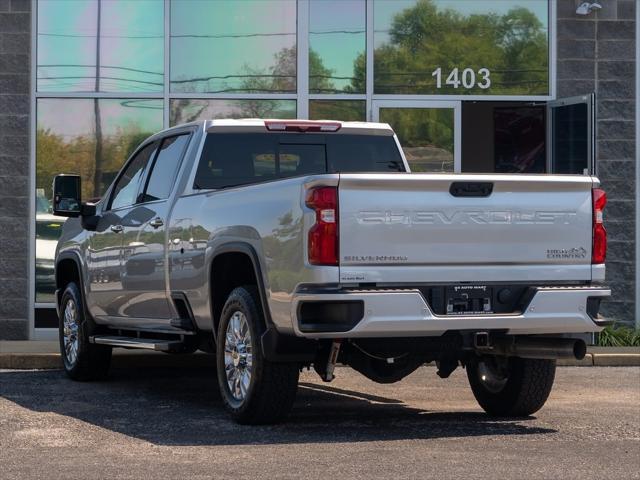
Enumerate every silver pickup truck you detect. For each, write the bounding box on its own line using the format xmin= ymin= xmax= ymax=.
xmin=53 ymin=119 xmax=610 ymax=424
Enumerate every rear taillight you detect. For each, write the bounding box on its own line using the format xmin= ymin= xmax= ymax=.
xmin=592 ymin=188 xmax=607 ymax=264
xmin=306 ymin=186 xmax=338 ymax=265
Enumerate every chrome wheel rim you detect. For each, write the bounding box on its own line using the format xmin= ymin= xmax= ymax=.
xmin=224 ymin=311 xmax=253 ymax=402
xmin=477 ymin=358 xmax=509 ymax=394
xmin=62 ymin=298 xmax=79 ymax=367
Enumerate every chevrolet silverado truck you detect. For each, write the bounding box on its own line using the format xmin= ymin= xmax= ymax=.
xmin=52 ymin=119 xmax=610 ymax=424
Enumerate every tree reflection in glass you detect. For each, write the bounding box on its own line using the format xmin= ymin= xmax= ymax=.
xmin=373 ymin=0 xmax=549 ymax=95
xmin=309 ymin=101 xmax=366 ymax=122
xmin=380 ymin=108 xmax=455 ymax=172
xmin=171 ymin=0 xmax=296 ymax=93
xmin=37 ymin=0 xmax=163 ymax=93
xmin=309 ymin=0 xmax=366 ymax=94
xmin=170 ymin=99 xmax=296 ymax=126
xmin=35 ymin=98 xmax=163 ymax=302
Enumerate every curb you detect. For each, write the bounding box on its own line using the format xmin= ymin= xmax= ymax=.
xmin=0 ymin=352 xmax=217 ymax=370
xmin=0 ymin=353 xmax=62 ymax=370
xmin=592 ymin=353 xmax=640 ymax=367
xmin=1 ymin=351 xmax=638 ymax=370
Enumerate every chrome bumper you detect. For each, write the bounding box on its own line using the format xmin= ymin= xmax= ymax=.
xmin=291 ymin=286 xmax=611 ymax=338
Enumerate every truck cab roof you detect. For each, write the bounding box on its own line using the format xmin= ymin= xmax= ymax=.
xmin=155 ymin=119 xmax=395 ymax=137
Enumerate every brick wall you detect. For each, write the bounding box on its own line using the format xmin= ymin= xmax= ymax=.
xmin=0 ymin=0 xmax=29 ymax=339
xmin=557 ymin=0 xmax=636 ymax=326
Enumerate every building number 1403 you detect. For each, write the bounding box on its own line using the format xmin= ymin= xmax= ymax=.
xmin=431 ymin=67 xmax=491 ymax=89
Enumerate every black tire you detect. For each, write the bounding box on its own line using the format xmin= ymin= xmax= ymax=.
xmin=466 ymin=355 xmax=556 ymax=417
xmin=58 ymin=282 xmax=112 ymax=381
xmin=216 ymin=286 xmax=299 ymax=424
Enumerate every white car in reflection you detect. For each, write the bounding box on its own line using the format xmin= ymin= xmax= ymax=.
xmin=36 ymin=193 xmax=66 ymax=301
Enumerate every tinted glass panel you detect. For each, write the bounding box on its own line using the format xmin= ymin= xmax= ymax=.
xmin=195 ymin=134 xmax=278 ymax=189
xmin=374 ymin=0 xmax=549 ymax=95
xmin=279 ymin=144 xmax=326 ymax=177
xmin=327 ymin=135 xmax=404 ymax=173
xmin=110 ymin=142 xmax=158 ymax=210
xmin=253 ymin=153 xmax=277 ymax=179
xmin=34 ymin=211 xmax=63 ymax=302
xmin=170 ymin=99 xmax=296 ymax=126
xmin=309 ymin=100 xmax=366 ymax=121
xmin=379 ymin=107 xmax=454 ymax=172
xmin=35 ymin=98 xmax=162 ymax=302
xmin=309 ymin=0 xmax=365 ymax=93
xmin=195 ymin=133 xmax=404 ymax=189
xmin=170 ymin=0 xmax=296 ymax=93
xmin=494 ymin=106 xmax=545 ymax=173
xmin=36 ymin=98 xmax=163 ymax=201
xmin=37 ymin=0 xmax=163 ymax=92
xmin=143 ymin=134 xmax=190 ymax=202
xmin=552 ymin=103 xmax=589 ymax=174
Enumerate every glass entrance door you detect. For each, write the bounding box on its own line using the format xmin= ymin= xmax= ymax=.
xmin=372 ymin=101 xmax=461 ymax=173
xmin=546 ymin=94 xmax=595 ymax=175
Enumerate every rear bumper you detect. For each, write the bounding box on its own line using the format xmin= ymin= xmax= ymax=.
xmin=291 ymin=286 xmax=611 ymax=338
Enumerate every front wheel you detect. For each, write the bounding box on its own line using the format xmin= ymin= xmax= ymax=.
xmin=466 ymin=355 xmax=556 ymax=417
xmin=216 ymin=286 xmax=299 ymax=424
xmin=59 ymin=282 xmax=112 ymax=380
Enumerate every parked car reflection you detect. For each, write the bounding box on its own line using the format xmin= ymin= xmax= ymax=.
xmin=35 ymin=191 xmax=65 ymax=302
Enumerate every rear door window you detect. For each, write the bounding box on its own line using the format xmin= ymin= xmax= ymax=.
xmin=142 ymin=134 xmax=191 ymax=202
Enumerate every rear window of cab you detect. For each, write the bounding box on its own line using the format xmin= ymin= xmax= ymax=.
xmin=194 ymin=133 xmax=404 ymax=189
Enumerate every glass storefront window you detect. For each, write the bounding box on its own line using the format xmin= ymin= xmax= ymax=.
xmin=374 ymin=0 xmax=549 ymax=95
xmin=170 ymin=99 xmax=296 ymax=126
xmin=309 ymin=0 xmax=366 ymax=94
xmin=37 ymin=0 xmax=164 ymax=93
xmin=379 ymin=107 xmax=454 ymax=172
xmin=170 ymin=0 xmax=297 ymax=94
xmin=35 ymin=98 xmax=163 ymax=302
xmin=309 ymin=100 xmax=366 ymax=121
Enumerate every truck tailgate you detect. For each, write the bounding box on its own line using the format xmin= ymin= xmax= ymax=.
xmin=338 ymin=174 xmax=595 ymax=284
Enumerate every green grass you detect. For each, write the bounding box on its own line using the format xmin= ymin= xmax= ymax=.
xmin=597 ymin=324 xmax=640 ymax=347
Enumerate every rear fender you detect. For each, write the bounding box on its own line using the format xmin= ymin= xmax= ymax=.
xmin=209 ymin=242 xmax=273 ymax=341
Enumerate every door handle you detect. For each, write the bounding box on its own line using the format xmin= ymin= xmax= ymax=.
xmin=149 ymin=217 xmax=164 ymax=229
xmin=449 ymin=182 xmax=494 ymax=197
xmin=110 ymin=225 xmax=123 ymax=233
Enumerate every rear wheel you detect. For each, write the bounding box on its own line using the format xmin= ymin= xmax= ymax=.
xmin=466 ymin=355 xmax=556 ymax=417
xmin=58 ymin=282 xmax=112 ymax=380
xmin=216 ymin=286 xmax=299 ymax=424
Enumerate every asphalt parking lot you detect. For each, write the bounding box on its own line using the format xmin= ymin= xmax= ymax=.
xmin=1 ymin=363 xmax=638 ymax=480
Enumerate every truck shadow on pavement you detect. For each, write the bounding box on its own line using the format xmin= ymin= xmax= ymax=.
xmin=0 ymin=366 xmax=556 ymax=446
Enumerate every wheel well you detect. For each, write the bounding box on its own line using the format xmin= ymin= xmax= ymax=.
xmin=210 ymin=252 xmax=263 ymax=335
xmin=56 ymin=258 xmax=80 ymax=292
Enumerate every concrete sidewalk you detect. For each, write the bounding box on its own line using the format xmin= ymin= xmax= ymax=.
xmin=0 ymin=341 xmax=216 ymax=369
xmin=1 ymin=341 xmax=638 ymax=369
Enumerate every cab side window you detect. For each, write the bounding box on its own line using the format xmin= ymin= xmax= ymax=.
xmin=109 ymin=142 xmax=158 ymax=210
xmin=141 ymin=134 xmax=190 ymax=202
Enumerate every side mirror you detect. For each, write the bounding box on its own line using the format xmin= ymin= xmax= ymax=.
xmin=53 ymin=174 xmax=82 ymax=217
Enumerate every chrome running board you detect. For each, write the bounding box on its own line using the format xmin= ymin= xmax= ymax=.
xmin=89 ymin=335 xmax=182 ymax=352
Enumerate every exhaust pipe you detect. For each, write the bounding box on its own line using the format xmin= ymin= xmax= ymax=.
xmin=474 ymin=334 xmax=587 ymax=360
